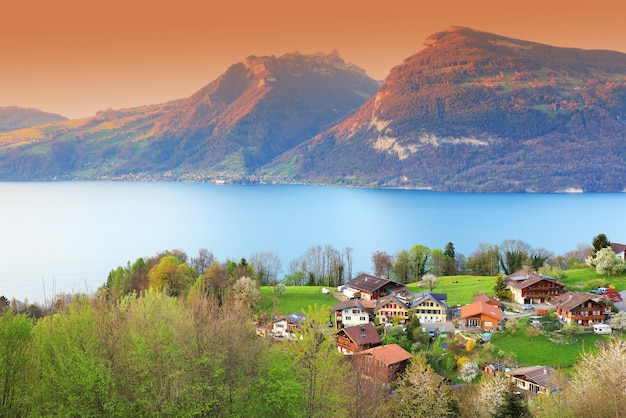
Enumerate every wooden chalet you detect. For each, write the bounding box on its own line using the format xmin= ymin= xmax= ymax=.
xmin=336 ymin=323 xmax=381 ymax=355
xmin=343 ymin=273 xmax=406 ymax=301
xmin=505 ymin=270 xmax=564 ymax=304
xmin=551 ymin=291 xmax=608 ymax=326
xmin=355 ymin=343 xmax=412 ymax=383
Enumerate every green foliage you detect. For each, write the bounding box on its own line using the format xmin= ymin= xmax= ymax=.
xmin=493 ymin=272 xmax=512 ymax=301
xmin=492 ymin=382 xmax=531 ymax=418
xmin=289 ymin=304 xmax=350 ymax=417
xmin=592 ymin=233 xmax=611 ymax=254
xmin=148 ymin=255 xmax=195 ymax=296
xmin=392 ymin=353 xmax=459 ymax=417
xmin=0 ymin=310 xmax=33 ymax=417
xmin=30 ymin=296 xmax=118 ymax=417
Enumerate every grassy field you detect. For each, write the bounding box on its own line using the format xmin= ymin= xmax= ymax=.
xmin=490 ymin=327 xmax=611 ymax=369
xmin=258 ymin=286 xmax=338 ymax=317
xmin=408 ymin=275 xmax=498 ymax=306
xmin=260 ymin=267 xmax=626 ymax=317
xmin=558 ymin=267 xmax=626 ymax=292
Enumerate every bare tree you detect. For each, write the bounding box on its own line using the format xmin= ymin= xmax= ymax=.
xmin=343 ymin=247 xmax=353 ymax=282
xmin=191 ymin=248 xmax=215 ymax=276
xmin=249 ymin=251 xmax=282 ymax=286
xmin=371 ymin=251 xmax=393 ymax=278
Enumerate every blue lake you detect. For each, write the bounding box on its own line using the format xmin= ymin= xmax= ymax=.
xmin=1 ymin=182 xmax=625 ymax=303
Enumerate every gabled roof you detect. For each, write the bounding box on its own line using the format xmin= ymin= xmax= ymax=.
xmin=358 ymin=343 xmax=412 ymax=366
xmin=345 ymin=273 xmax=405 ymax=293
xmin=278 ymin=311 xmax=306 ymax=326
xmin=413 ymin=291 xmax=449 ymax=308
xmin=551 ymin=291 xmax=599 ymax=311
xmin=375 ymin=291 xmax=448 ymax=311
xmin=460 ymin=301 xmax=503 ymax=321
xmin=505 ymin=269 xmax=564 ymax=290
xmin=610 ymin=243 xmax=626 ymax=254
xmin=473 ymin=294 xmax=502 ymax=308
xmin=333 ymin=298 xmax=374 ymax=314
xmin=339 ymin=323 xmax=381 ymax=346
xmin=507 ymin=366 xmax=557 ymax=390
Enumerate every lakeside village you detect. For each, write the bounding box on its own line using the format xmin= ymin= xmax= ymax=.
xmin=259 ymin=255 xmax=626 ymax=399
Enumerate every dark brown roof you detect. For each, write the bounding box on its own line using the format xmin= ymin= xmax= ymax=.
xmin=333 ymin=299 xmax=374 ymax=315
xmin=505 ymin=270 xmax=564 ymax=290
xmin=340 ymin=323 xmax=381 ymax=346
xmin=357 ymin=343 xmax=412 ymax=366
xmin=508 ymin=366 xmax=557 ymax=390
xmin=551 ymin=291 xmax=598 ymax=311
xmin=611 ymin=243 xmax=626 ymax=254
xmin=345 ymin=273 xmax=395 ymax=293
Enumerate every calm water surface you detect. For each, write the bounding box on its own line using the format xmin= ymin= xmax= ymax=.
xmin=1 ymin=182 xmax=625 ymax=303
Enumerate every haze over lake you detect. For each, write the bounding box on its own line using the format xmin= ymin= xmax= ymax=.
xmin=1 ymin=181 xmax=625 ymax=303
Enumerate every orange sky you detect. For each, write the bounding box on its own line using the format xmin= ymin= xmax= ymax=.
xmin=2 ymin=0 xmax=625 ymax=119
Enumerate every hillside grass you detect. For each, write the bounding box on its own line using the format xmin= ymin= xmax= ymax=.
xmin=408 ymin=275 xmax=498 ymax=306
xmin=490 ymin=328 xmax=610 ymax=369
xmin=259 ymin=285 xmax=337 ymax=317
xmin=559 ymin=267 xmax=626 ymax=292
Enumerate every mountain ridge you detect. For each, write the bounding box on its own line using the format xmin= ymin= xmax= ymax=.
xmin=267 ymin=26 xmax=626 ymax=192
xmin=2 ymin=28 xmax=626 ymax=192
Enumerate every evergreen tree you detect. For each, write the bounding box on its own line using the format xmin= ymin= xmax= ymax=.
xmin=493 ymin=273 xmax=512 ymax=300
xmin=444 ymin=242 xmax=457 ymax=275
xmin=592 ymin=233 xmax=611 ymax=255
xmin=492 ymin=382 xmax=531 ymax=418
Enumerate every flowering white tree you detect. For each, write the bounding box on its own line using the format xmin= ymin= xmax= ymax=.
xmin=459 ymin=360 xmax=479 ymax=382
xmin=231 ymin=276 xmax=261 ymax=309
xmin=586 ymin=247 xmax=625 ymax=276
xmin=421 ymin=273 xmax=440 ymax=291
xmin=609 ymin=311 xmax=626 ymax=333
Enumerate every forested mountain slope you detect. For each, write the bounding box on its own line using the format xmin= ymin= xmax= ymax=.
xmin=269 ymin=26 xmax=626 ymax=192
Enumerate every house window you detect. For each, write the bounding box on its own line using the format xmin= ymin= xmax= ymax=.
xmin=360 ymin=316 xmax=366 ymax=321
xmin=345 ymin=316 xmax=352 ymax=321
xmin=352 ymin=309 xmax=359 ymax=314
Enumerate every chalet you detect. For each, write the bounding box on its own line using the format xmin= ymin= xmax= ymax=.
xmin=551 ymin=291 xmax=608 ymax=326
xmin=610 ymin=243 xmax=626 ymax=261
xmin=356 ymin=343 xmax=413 ymax=383
xmin=460 ymin=301 xmax=503 ymax=330
xmin=270 ymin=312 xmax=306 ymax=338
xmin=375 ymin=291 xmax=448 ymax=324
xmin=336 ymin=323 xmax=382 ymax=355
xmin=506 ymin=366 xmax=558 ymax=395
xmin=334 ymin=298 xmax=375 ymax=329
xmin=505 ymin=270 xmax=564 ymax=304
xmin=343 ymin=273 xmax=406 ymax=301
xmin=473 ymin=294 xmax=503 ymax=311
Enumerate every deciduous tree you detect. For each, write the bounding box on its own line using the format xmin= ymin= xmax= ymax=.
xmin=586 ymin=247 xmax=625 ymax=276
xmin=372 ymin=251 xmax=393 ymax=278
xmin=392 ymin=353 xmax=458 ymax=417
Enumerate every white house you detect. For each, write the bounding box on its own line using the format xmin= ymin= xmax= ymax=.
xmin=334 ymin=299 xmax=375 ymax=329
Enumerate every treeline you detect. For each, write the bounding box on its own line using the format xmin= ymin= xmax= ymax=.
xmin=2 ymin=285 xmax=625 ymax=417
xmin=0 ymin=291 xmax=448 ymax=418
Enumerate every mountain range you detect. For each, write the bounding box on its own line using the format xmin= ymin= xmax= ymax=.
xmin=2 ymin=26 xmax=626 ymax=192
